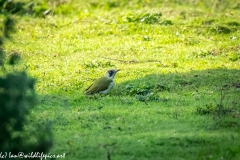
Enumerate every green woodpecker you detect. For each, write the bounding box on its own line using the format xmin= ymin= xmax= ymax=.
xmin=85 ymin=69 xmax=120 ymax=95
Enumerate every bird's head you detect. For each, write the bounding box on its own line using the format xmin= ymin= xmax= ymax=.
xmin=105 ymin=69 xmax=120 ymax=79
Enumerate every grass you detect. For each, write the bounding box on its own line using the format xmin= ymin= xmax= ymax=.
xmin=2 ymin=0 xmax=240 ymax=159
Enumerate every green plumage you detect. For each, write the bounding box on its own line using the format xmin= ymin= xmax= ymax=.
xmin=86 ymin=77 xmax=113 ymax=95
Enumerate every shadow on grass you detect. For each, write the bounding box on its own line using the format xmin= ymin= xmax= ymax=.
xmin=112 ymin=68 xmax=240 ymax=124
xmin=113 ymin=68 xmax=240 ymax=96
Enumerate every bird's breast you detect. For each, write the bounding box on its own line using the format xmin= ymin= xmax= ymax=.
xmin=99 ymin=81 xmax=114 ymax=94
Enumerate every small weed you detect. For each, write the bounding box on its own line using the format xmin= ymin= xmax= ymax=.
xmin=227 ymin=52 xmax=239 ymax=62
xmin=125 ymin=83 xmax=161 ymax=102
xmin=83 ymin=61 xmax=115 ymax=69
xmin=202 ymin=19 xmax=215 ymax=25
xmin=31 ymin=1 xmax=49 ymax=16
xmin=105 ymin=1 xmax=120 ymax=9
xmin=142 ymin=36 xmax=151 ymax=41
xmin=135 ymin=92 xmax=161 ymax=102
xmin=125 ymin=13 xmax=172 ymax=25
xmin=159 ymin=20 xmax=173 ymax=25
xmin=196 ymin=87 xmax=239 ymax=120
xmin=125 ymin=83 xmax=153 ymax=96
xmin=126 ymin=13 xmax=162 ymax=24
xmin=192 ymin=50 xmax=213 ymax=58
xmin=8 ymin=52 xmax=21 ymax=65
xmin=226 ymin=21 xmax=239 ymax=26
xmin=196 ymin=102 xmax=218 ymax=115
xmin=155 ymin=83 xmax=170 ymax=92
xmin=211 ymin=25 xmax=231 ymax=34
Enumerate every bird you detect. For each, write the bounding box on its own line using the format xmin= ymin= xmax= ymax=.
xmin=85 ymin=69 xmax=120 ymax=95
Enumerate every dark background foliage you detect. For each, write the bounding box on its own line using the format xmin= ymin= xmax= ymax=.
xmin=0 ymin=1 xmax=53 ymax=157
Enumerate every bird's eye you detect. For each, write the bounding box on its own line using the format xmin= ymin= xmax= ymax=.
xmin=109 ymin=71 xmax=114 ymax=76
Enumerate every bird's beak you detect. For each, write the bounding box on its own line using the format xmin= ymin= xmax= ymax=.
xmin=116 ymin=69 xmax=120 ymax=72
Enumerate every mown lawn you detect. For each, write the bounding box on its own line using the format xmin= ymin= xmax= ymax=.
xmin=3 ymin=0 xmax=240 ymax=159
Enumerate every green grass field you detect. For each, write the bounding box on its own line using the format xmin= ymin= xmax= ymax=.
xmin=3 ymin=0 xmax=240 ymax=159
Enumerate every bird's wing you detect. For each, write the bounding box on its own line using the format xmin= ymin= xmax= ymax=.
xmin=86 ymin=77 xmax=113 ymax=94
xmin=85 ymin=83 xmax=93 ymax=91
